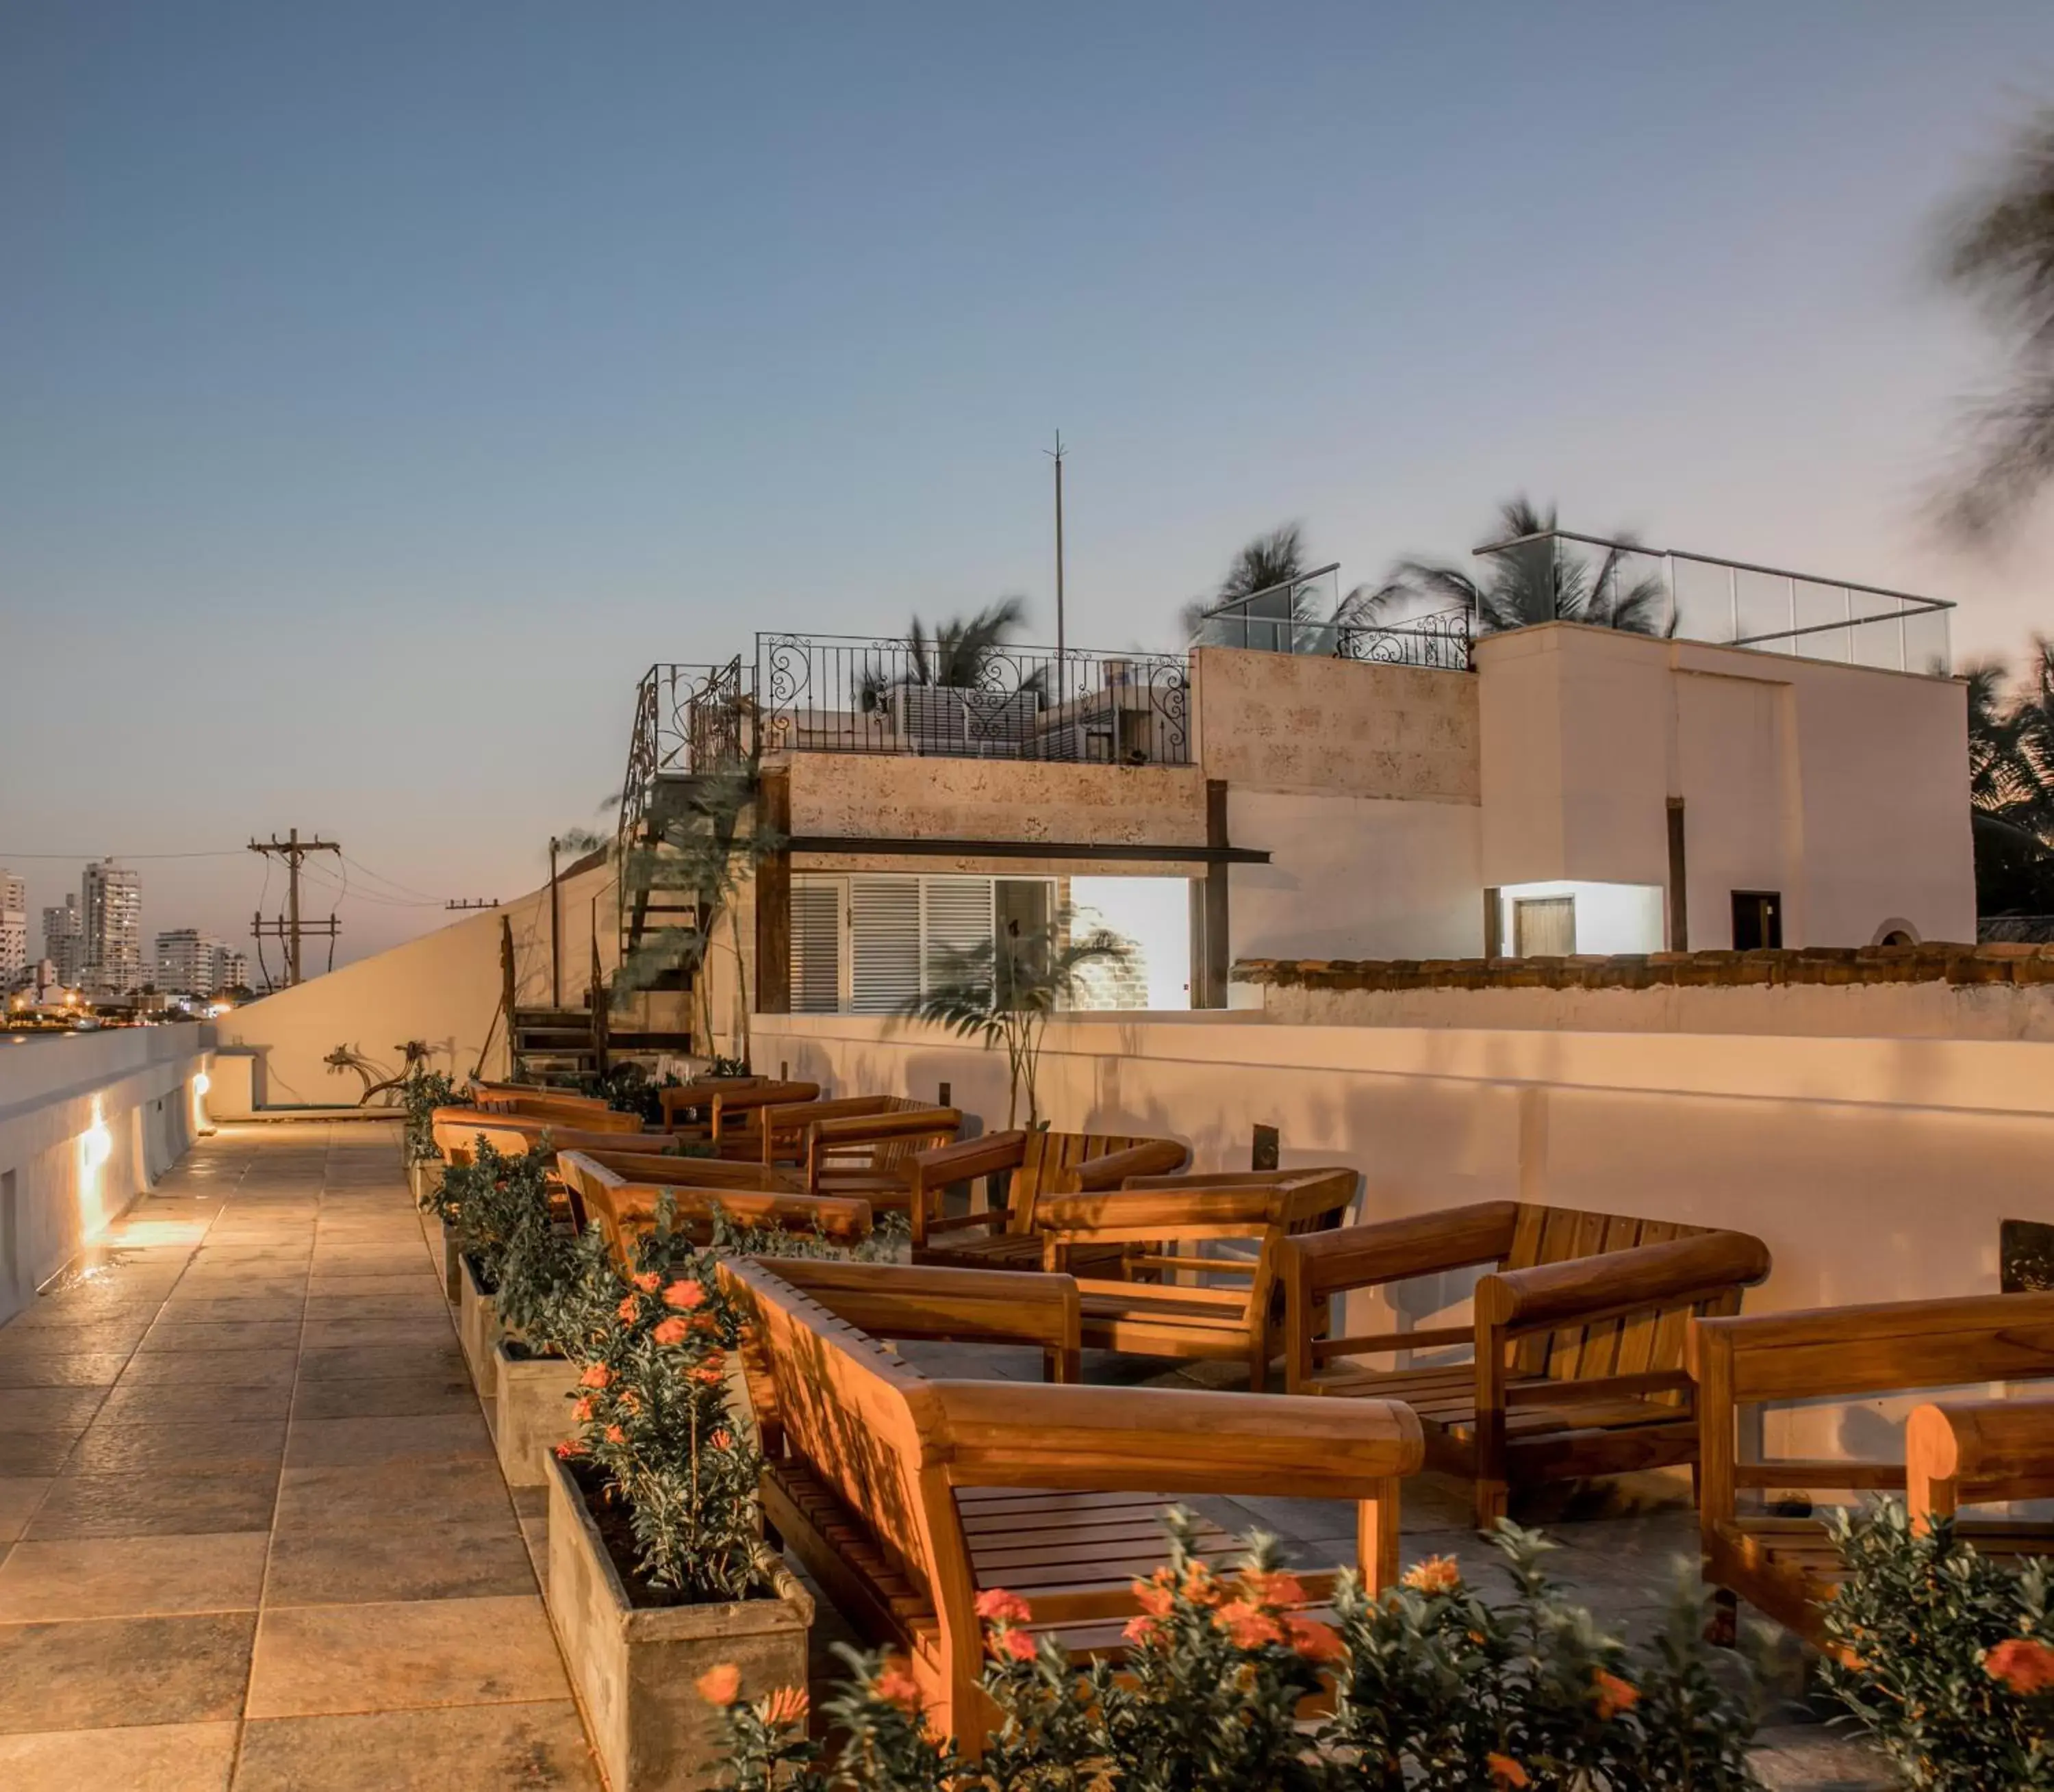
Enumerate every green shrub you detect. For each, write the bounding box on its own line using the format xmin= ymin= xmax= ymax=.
xmin=1820 ymin=1500 xmax=2054 ymax=1791
xmin=709 ymin=1515 xmax=1763 ymax=1791
xmin=401 ymin=1063 xmax=457 ymax=1164
xmin=429 ymin=1135 xmax=555 ymax=1296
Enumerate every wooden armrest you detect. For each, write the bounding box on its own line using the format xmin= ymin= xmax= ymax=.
xmin=1480 ymin=1231 xmax=1771 ymax=1335
xmin=809 ymin=1107 xmax=961 ymax=1147
xmin=1069 ymin=1140 xmax=1189 ymax=1191
xmin=933 ymin=1381 xmax=1422 ymax=1498
xmin=1037 ymin=1186 xmax=1281 ymax=1234
xmin=910 ymin=1130 xmax=1026 ymax=1190
xmin=1688 ymin=1290 xmax=2054 ymax=1403
xmin=761 ymin=1262 xmax=1078 ymax=1356
xmin=1283 ymin=1201 xmax=1521 ymax=1296
xmin=1909 ymin=1395 xmax=2054 ymax=1518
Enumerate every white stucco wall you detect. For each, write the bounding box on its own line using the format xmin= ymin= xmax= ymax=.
xmin=1475 ymin=624 xmax=1975 ymax=948
xmin=0 ymin=1024 xmax=213 ymax=1323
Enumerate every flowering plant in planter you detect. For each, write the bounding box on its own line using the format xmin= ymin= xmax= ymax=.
xmin=553 ymin=1220 xmax=777 ymax=1602
xmin=711 ymin=1515 xmax=1763 ymax=1791
xmin=1820 ymin=1500 xmax=2054 ymax=1791
xmin=425 ymin=1134 xmax=555 ymax=1295
xmin=401 ymin=1062 xmax=457 ymax=1165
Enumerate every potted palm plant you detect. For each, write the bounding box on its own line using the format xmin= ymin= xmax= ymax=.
xmin=542 ymin=1216 xmax=810 ymax=1792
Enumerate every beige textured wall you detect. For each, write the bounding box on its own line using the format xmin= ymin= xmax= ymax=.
xmin=1191 ymin=646 xmax=1479 ymax=799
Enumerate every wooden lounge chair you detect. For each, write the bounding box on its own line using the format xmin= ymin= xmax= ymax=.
xmin=908 ymin=1129 xmax=1190 ymax=1266
xmin=555 ymin=1149 xmax=868 ymax=1264
xmin=429 ymin=1108 xmax=665 ymax=1167
xmin=763 ymin=1097 xmax=964 ymax=1203
xmin=470 ymin=1084 xmax=616 ymax=1122
xmin=655 ymin=1075 xmax=772 ymax=1131
xmin=1282 ymin=1201 xmax=1771 ymax=1527
xmin=1689 ymin=1291 xmax=2054 ymax=1648
xmin=1037 ymin=1169 xmax=1359 ymax=1392
xmin=720 ymin=1257 xmax=1422 ymax=1744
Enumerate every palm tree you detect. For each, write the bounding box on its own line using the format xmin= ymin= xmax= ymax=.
xmin=1966 ymin=640 xmax=2054 ymax=916
xmin=1935 ymin=107 xmax=2054 ymax=541
xmin=860 ymin=597 xmax=1037 ymax=711
xmin=1183 ymin=522 xmax=1380 ymax=643
xmin=1342 ymin=497 xmax=1673 ymax=637
xmin=899 ymin=911 xmax=1132 ymax=1129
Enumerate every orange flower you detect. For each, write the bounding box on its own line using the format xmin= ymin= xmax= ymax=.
xmin=664 ymin=1278 xmax=708 ymax=1310
xmin=696 ymin=1662 xmax=741 ymax=1706
xmin=1180 ymin=1562 xmax=1223 ymax=1607
xmin=632 ymin=1270 xmax=661 ymax=1294
xmin=1215 ymin=1600 xmax=1285 ymax=1649
xmin=1403 ymin=1555 xmax=1462 ymax=1596
xmin=1986 ymin=1637 xmax=2054 ymax=1695
xmin=616 ymin=1294 xmax=641 ymax=1323
xmin=1487 ymin=1754 xmax=1530 ymax=1789
xmin=987 ymin=1626 xmax=1037 ymax=1663
xmin=1286 ymin=1615 xmax=1345 ymax=1663
xmin=1121 ymin=1613 xmax=1159 ymax=1646
xmin=711 ymin=1429 xmax=733 ymax=1449
xmin=578 ymin=1364 xmax=611 ymax=1389
xmin=690 ymin=1361 xmax=726 ymax=1386
xmin=1132 ymin=1579 xmax=1175 ymax=1618
xmin=1593 ymin=1669 xmax=1640 ymax=1719
xmin=651 ymin=1317 xmax=690 ymax=1346
xmin=1240 ymin=1569 xmax=1306 ymax=1609
xmin=874 ymin=1663 xmax=923 ymax=1711
xmin=976 ymin=1588 xmax=1033 ymax=1626
xmin=572 ymin=1397 xmax=594 ymax=1422
xmin=553 ymin=1438 xmax=586 ymax=1459
xmin=690 ymin=1311 xmax=722 ymax=1335
xmin=605 ymin=1424 xmax=626 ymax=1444
xmin=759 ymin=1685 xmax=808 ymax=1729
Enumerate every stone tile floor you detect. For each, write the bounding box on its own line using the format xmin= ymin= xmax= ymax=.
xmin=0 ymin=1123 xmax=1891 ymax=1789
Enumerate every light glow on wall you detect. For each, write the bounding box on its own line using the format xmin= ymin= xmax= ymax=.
xmin=79 ymin=1101 xmax=114 ymax=1173
xmin=1497 ymin=881 xmax=1664 ymax=957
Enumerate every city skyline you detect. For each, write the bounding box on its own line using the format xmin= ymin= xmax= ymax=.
xmin=7 ymin=5 xmax=2054 ymax=966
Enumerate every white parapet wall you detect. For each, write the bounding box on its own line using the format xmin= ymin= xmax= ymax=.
xmin=754 ymin=1007 xmax=2054 ymax=1462
xmin=0 ymin=1023 xmax=215 ymax=1325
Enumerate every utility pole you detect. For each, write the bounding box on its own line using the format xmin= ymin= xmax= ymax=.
xmin=548 ymin=836 xmax=562 ymax=1009
xmin=1045 ymin=431 xmax=1067 ymax=659
xmin=247 ymin=829 xmax=342 ymax=986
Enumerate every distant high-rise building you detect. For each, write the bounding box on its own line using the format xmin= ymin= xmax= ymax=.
xmin=42 ymin=895 xmax=84 ymax=987
xmin=214 ymin=946 xmax=251 ymax=993
xmin=81 ymin=859 xmax=142 ymax=998
xmin=0 ymin=870 xmax=25 ymax=991
xmin=155 ymin=928 xmax=222 ymax=995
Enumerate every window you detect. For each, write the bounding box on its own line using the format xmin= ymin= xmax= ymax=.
xmin=789 ymin=874 xmax=1059 ymax=1014
xmin=789 ymin=882 xmax=841 ymax=1014
xmin=1513 ymin=896 xmax=1575 ymax=957
xmin=1731 ymin=891 xmax=1782 ymax=951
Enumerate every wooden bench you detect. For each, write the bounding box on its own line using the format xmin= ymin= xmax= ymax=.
xmin=721 ymin=1257 xmax=1422 ymax=1743
xmin=758 ymin=1097 xmax=964 ymax=1203
xmin=1037 ymin=1169 xmax=1359 ymax=1392
xmin=470 ymin=1084 xmax=617 ymax=1123
xmin=908 ymin=1129 xmax=1190 ymax=1266
xmin=1282 ymin=1200 xmax=1771 ymax=1527
xmin=1689 ymin=1291 xmax=2054 ymax=1648
xmin=655 ymin=1075 xmax=774 ymax=1130
xmin=429 ymin=1105 xmax=646 ymax=1167
xmin=555 ymin=1149 xmax=869 ymax=1263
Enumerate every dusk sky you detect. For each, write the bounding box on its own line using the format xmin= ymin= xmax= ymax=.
xmin=5 ymin=3 xmax=2053 ymax=965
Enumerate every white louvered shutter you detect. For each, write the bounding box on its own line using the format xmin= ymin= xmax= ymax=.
xmin=849 ymin=877 xmax=922 ymax=1013
xmin=789 ymin=880 xmax=842 ymax=1014
xmin=921 ymin=878 xmax=993 ymax=996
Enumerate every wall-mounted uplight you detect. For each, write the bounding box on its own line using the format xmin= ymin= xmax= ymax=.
xmin=193 ymin=1071 xmax=211 ymax=1097
xmin=79 ymin=1101 xmax=113 ymax=1173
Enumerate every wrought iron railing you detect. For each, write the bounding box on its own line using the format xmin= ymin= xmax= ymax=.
xmin=754 ymin=632 xmax=1191 ymax=765
xmin=1336 ymin=606 xmax=1473 ymax=671
xmin=616 ymin=660 xmax=752 ymax=943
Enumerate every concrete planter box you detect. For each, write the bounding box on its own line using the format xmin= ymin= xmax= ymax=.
xmin=407 ymin=1157 xmax=444 ymax=1209
xmin=495 ymin=1340 xmax=581 ymax=1487
xmin=457 ymin=1254 xmax=502 ymax=1396
xmin=546 ymin=1454 xmax=812 ymax=1791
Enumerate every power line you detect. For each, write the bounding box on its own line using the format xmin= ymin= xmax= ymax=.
xmin=0 ymin=848 xmax=246 ymax=860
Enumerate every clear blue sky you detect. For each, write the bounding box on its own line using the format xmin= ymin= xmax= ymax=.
xmin=4 ymin=3 xmax=2052 ymax=963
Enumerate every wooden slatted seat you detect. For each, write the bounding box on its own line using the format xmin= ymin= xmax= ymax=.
xmin=429 ymin=1105 xmax=646 ymax=1168
xmin=469 ymin=1084 xmax=617 ymax=1124
xmin=1283 ymin=1201 xmax=1771 ymax=1527
xmin=555 ymin=1149 xmax=865 ymax=1264
xmin=1689 ymin=1292 xmax=2054 ymax=1648
xmin=1038 ymin=1169 xmax=1359 ymax=1392
xmin=908 ymin=1129 xmax=1189 ymax=1266
xmin=721 ymin=1257 xmax=1421 ymax=1743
